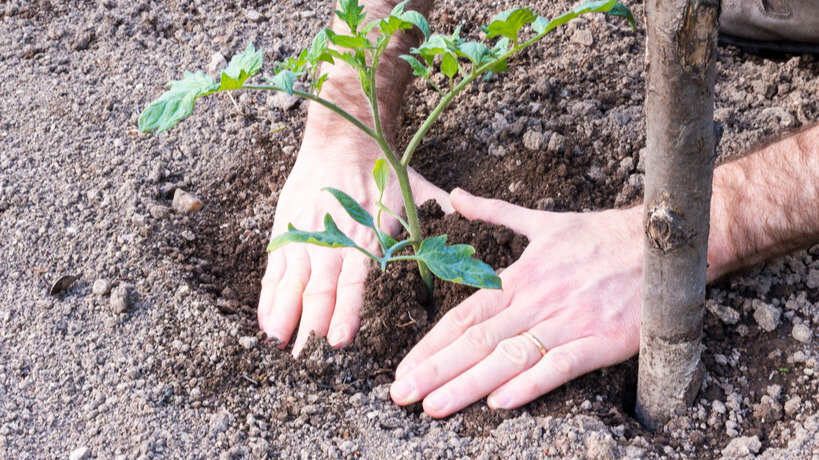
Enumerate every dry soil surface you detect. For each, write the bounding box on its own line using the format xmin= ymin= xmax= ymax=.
xmin=1 ymin=0 xmax=818 ymax=459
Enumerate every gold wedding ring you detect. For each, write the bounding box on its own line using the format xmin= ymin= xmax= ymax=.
xmin=520 ymin=331 xmax=548 ymax=356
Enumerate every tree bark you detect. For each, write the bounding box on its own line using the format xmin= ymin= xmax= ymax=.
xmin=635 ymin=0 xmax=720 ymax=430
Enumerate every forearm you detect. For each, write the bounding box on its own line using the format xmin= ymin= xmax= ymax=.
xmin=707 ymin=123 xmax=819 ymax=281
xmin=302 ymin=0 xmax=434 ymax=149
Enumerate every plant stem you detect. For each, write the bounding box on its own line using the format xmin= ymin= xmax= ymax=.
xmin=378 ymin=202 xmax=411 ymax=233
xmin=240 ymin=85 xmax=376 ymax=138
xmin=400 ymin=32 xmax=549 ymax=166
xmin=367 ymin=38 xmax=435 ymax=295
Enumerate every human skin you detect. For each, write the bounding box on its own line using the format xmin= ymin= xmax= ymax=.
xmin=257 ymin=0 xmax=819 ymax=417
xmin=257 ymin=0 xmax=441 ymax=357
xmin=390 ymin=124 xmax=819 ymax=417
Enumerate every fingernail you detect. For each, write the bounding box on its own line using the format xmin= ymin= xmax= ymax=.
xmin=425 ymin=391 xmax=450 ymax=413
xmin=328 ymin=326 xmax=347 ymax=347
xmin=390 ymin=379 xmax=417 ymax=403
xmin=487 ymin=391 xmax=510 ymax=409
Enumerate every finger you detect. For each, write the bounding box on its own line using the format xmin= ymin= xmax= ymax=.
xmin=391 ymin=298 xmax=525 ymax=406
xmin=395 ymin=270 xmax=517 ymax=378
xmin=486 ymin=336 xmax=609 ymax=410
xmin=263 ymin=246 xmax=310 ymax=345
xmin=292 ymin=247 xmax=343 ymax=357
xmin=327 ymin=250 xmax=370 ymax=347
xmin=258 ymin=250 xmax=286 ymax=333
xmin=410 ymin=170 xmax=453 ymax=214
xmin=421 ymin=318 xmax=577 ymax=417
xmin=450 ymin=187 xmax=542 ymax=237
xmin=420 ymin=333 xmax=544 ymax=417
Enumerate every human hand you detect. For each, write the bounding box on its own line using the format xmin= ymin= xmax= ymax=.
xmin=258 ymin=134 xmax=451 ymax=357
xmin=390 ymin=188 xmax=644 ymax=417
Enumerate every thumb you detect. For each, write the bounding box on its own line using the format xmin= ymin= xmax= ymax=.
xmin=450 ymin=188 xmax=539 ymax=237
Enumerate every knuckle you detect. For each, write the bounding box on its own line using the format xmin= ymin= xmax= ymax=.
xmin=260 ymin=272 xmax=279 ymax=289
xmin=491 ymin=199 xmax=511 ymax=214
xmin=495 ymin=338 xmax=531 ymax=370
xmin=276 ymin=274 xmax=305 ymax=294
xmin=463 ymin=325 xmax=496 ymax=353
xmin=419 ymin=361 xmax=442 ymax=381
xmin=520 ymin=378 xmax=542 ymax=398
xmin=303 ymin=279 xmax=336 ymax=298
xmin=547 ymin=347 xmax=579 ymax=380
xmin=445 ymin=305 xmax=478 ymax=334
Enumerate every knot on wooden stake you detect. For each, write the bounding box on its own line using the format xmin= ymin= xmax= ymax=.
xmin=646 ymin=203 xmax=693 ymax=253
xmin=678 ymin=0 xmax=720 ymax=78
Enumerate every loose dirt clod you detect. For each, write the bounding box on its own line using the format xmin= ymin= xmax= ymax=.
xmin=91 ymin=279 xmax=111 ymax=296
xmin=109 ymin=285 xmax=133 ymax=314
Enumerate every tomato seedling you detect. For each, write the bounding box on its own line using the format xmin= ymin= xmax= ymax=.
xmin=138 ymin=0 xmax=634 ymax=294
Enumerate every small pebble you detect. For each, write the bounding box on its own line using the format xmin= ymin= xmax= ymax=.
xmin=784 ymin=396 xmax=801 ymax=417
xmin=149 ymin=204 xmax=169 ymax=219
xmin=239 ymin=336 xmax=258 ymax=350
xmin=548 ymin=133 xmax=566 ymax=153
xmin=245 ymin=10 xmax=266 ymax=22
xmin=349 ymin=392 xmax=369 ymax=407
xmin=210 ymin=412 xmax=231 ymax=435
xmin=92 ymin=279 xmax=111 ymax=296
xmin=172 ymin=189 xmax=203 ymax=213
xmin=523 ymin=130 xmax=543 ymax=151
xmin=109 ymin=285 xmax=133 ymax=314
xmin=571 ymin=28 xmax=594 ymax=47
xmin=711 ymin=400 xmax=726 ymax=414
xmin=208 ymin=52 xmax=227 ymax=73
xmin=792 ymin=323 xmax=813 ymax=343
xmin=69 ymin=447 xmax=91 ymax=460
xmin=269 ymin=92 xmax=301 ymax=112
xmin=752 ymin=300 xmax=781 ymax=332
xmin=806 ymin=269 xmax=819 ymax=289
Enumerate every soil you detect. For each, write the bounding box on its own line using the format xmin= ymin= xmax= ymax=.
xmin=1 ymin=0 xmax=818 ymax=458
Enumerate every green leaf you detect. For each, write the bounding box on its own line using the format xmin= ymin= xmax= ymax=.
xmin=457 ymin=41 xmax=492 ymax=66
xmin=605 ymin=2 xmax=636 ymax=31
xmin=307 ymin=29 xmax=334 ymax=65
xmin=267 ymin=214 xmax=360 ymax=252
xmin=390 ymin=0 xmax=411 ymax=16
xmin=268 ymin=70 xmax=297 ymax=95
xmin=326 ymin=49 xmax=367 ymax=70
xmin=532 ymin=16 xmax=551 ymax=35
xmin=399 ymin=55 xmax=430 ymax=77
xmin=323 ymin=187 xmax=375 ymax=230
xmin=440 ymin=52 xmax=459 ymax=79
xmin=493 ymin=37 xmax=511 ymax=55
xmin=335 ymin=0 xmax=367 ymax=33
xmin=312 ymin=73 xmax=329 ymax=95
xmin=388 ymin=1 xmax=430 ymax=38
xmin=544 ymin=1 xmax=635 ymax=35
xmin=412 ymin=34 xmax=450 ymax=64
xmin=327 ymin=31 xmax=371 ymax=50
xmin=414 ymin=236 xmax=502 ymax=289
xmin=398 ymin=11 xmax=431 ymax=38
xmin=372 ymin=159 xmax=389 ymax=194
xmin=138 ymin=71 xmax=219 ymax=133
xmin=219 ymin=42 xmax=264 ymax=91
xmin=381 ymin=233 xmax=399 ymax=250
xmin=484 ymin=8 xmax=537 ymax=41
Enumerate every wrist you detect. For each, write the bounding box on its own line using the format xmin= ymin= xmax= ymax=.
xmin=298 ymin=123 xmax=383 ymax=166
xmin=705 ymin=182 xmax=740 ymax=283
